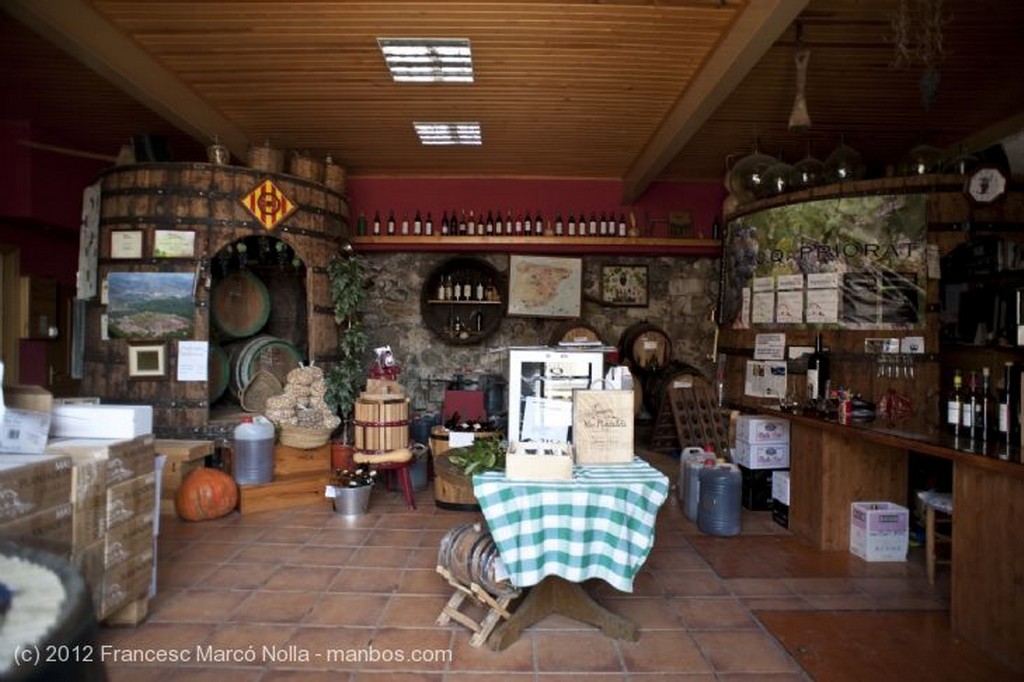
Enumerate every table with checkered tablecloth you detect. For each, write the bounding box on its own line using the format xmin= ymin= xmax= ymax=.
xmin=472 ymin=458 xmax=669 ymax=593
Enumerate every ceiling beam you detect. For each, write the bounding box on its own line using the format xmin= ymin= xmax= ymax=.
xmin=621 ymin=0 xmax=808 ymax=204
xmin=3 ymin=0 xmax=250 ymax=158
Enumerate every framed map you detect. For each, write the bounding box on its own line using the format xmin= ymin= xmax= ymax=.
xmin=507 ymin=255 xmax=582 ymax=318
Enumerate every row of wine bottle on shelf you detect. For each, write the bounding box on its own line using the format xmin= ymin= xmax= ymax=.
xmin=434 ymin=272 xmax=501 ymax=303
xmin=945 ymin=363 xmax=1021 ymax=444
xmin=358 ymin=209 xmax=634 ymax=238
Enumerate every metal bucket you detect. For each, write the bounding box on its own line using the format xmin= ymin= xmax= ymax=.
xmin=332 ymin=484 xmax=372 ymax=516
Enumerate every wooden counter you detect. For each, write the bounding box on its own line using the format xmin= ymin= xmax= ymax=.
xmin=769 ymin=410 xmax=1024 ymax=671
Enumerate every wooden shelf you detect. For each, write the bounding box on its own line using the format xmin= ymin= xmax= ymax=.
xmin=351 ymin=235 xmax=721 ymax=256
xmin=426 ymin=299 xmax=502 ymax=305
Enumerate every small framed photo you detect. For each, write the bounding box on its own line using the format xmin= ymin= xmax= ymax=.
xmin=128 ymin=342 xmax=167 ymax=379
xmin=668 ymin=210 xmax=692 ymax=237
xmin=601 ymin=264 xmax=649 ymax=307
xmin=153 ymin=230 xmax=196 ymax=258
xmin=110 ymin=230 xmax=144 ymax=259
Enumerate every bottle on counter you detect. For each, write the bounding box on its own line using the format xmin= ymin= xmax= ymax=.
xmin=980 ymin=366 xmax=993 ymax=442
xmin=372 ymin=210 xmax=382 ymax=235
xmin=998 ymin=361 xmax=1019 ymax=444
xmin=413 ymin=210 xmax=423 ymax=235
xmin=962 ymin=370 xmax=981 ymax=440
xmin=946 ymin=368 xmax=964 ymax=437
xmin=806 ymin=333 xmax=830 ymax=403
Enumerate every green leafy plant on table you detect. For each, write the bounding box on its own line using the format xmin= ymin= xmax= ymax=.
xmin=448 ymin=438 xmax=506 ymax=477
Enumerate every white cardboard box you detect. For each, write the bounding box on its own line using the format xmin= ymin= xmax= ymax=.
xmin=850 ymin=501 xmax=908 ymax=562
xmin=771 ymin=470 xmax=790 ymax=505
xmin=732 ymin=441 xmax=790 ymax=469
xmin=735 ymin=415 xmax=790 ymax=444
xmin=0 ymin=384 xmax=53 ymax=454
xmin=51 ymin=404 xmax=153 ymax=439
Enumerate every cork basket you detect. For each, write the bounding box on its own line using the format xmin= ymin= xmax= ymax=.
xmin=247 ymin=142 xmax=284 ymax=173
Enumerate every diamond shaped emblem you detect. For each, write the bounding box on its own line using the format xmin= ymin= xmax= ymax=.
xmin=241 ymin=179 xmax=296 ymax=231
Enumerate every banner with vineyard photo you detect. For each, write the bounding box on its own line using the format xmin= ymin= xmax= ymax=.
xmin=721 ymin=194 xmax=928 ymax=330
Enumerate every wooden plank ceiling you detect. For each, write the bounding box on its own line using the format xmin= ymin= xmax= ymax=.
xmin=3 ymin=0 xmax=1024 ymax=203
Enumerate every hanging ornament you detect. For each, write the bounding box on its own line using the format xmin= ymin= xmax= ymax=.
xmin=727 ymin=142 xmax=778 ymax=203
xmin=792 ymin=143 xmax=825 ymax=190
xmin=788 ymin=24 xmax=812 ymax=132
xmin=824 ymin=138 xmax=866 ymax=183
xmin=760 ymin=154 xmax=796 ymax=197
xmin=902 ymin=144 xmax=943 ymax=176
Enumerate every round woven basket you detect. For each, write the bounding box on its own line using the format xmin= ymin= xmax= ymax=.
xmin=240 ymin=370 xmax=283 ymax=413
xmin=279 ymin=424 xmax=332 ymax=449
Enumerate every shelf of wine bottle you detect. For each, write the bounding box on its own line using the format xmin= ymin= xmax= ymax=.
xmin=351 ymin=235 xmax=721 ymax=256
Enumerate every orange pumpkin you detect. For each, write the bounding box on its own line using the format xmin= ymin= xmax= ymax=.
xmin=175 ymin=467 xmax=238 ymax=521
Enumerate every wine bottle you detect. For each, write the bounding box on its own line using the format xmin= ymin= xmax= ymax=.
xmin=946 ymin=368 xmax=964 ymax=437
xmin=567 ymin=214 xmax=576 ymax=236
xmin=400 ymin=213 xmax=410 ymax=235
xmin=413 ymin=210 xmax=423 ymax=235
xmin=998 ymin=361 xmax=1020 ymax=444
xmin=535 ymin=209 xmax=544 ymax=236
xmin=588 ymin=212 xmax=598 ymax=236
xmin=467 ymin=210 xmax=476 ymax=236
xmin=386 ymin=210 xmax=396 ymax=235
xmin=425 ymin=211 xmax=434 ymax=236
xmin=555 ymin=214 xmax=564 ymax=236
xmin=980 ymin=366 xmax=993 ymax=441
xmin=618 ymin=213 xmax=627 ymax=237
xmin=962 ymin=370 xmax=980 ymax=440
xmin=485 ymin=210 xmax=494 ymax=236
xmin=458 ymin=210 xmax=468 ymax=236
xmin=495 ymin=210 xmax=504 ymax=236
xmin=441 ymin=210 xmax=450 ymax=236
xmin=524 ymin=211 xmax=533 ymax=236
xmin=599 ymin=212 xmax=609 ymax=236
xmin=806 ymin=333 xmax=830 ymax=403
xmin=372 ymin=211 xmax=382 ymax=235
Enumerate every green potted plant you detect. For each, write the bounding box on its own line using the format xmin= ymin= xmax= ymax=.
xmin=324 ymin=249 xmax=368 ymax=470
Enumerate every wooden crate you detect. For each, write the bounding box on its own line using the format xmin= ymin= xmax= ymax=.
xmin=156 ymin=439 xmax=214 ymax=513
xmin=273 ymin=443 xmax=331 ymax=478
xmin=237 ymin=472 xmax=331 ymax=514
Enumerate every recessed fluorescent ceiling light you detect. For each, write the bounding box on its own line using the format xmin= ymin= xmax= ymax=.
xmin=414 ymin=122 xmax=482 ymax=145
xmin=378 ymin=38 xmax=473 ymax=82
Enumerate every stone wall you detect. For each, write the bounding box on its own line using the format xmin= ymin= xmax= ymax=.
xmin=357 ymin=251 xmax=720 ymax=417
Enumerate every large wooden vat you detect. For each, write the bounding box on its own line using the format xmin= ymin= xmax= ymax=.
xmin=81 ymin=162 xmax=348 ymax=439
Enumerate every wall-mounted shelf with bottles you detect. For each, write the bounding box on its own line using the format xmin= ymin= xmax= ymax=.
xmin=352 ymin=235 xmax=720 ymax=256
xmin=421 ymin=257 xmax=507 ymax=346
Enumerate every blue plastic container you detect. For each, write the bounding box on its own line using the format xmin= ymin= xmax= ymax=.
xmin=697 ymin=463 xmax=742 ymax=536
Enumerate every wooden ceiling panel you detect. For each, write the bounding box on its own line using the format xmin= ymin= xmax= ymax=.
xmin=3 ymin=0 xmax=1023 ymax=197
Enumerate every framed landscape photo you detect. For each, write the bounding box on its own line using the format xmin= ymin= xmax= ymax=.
xmin=153 ymin=230 xmax=196 ymax=258
xmin=601 ymin=264 xmax=649 ymax=307
xmin=128 ymin=342 xmax=167 ymax=379
xmin=507 ymin=255 xmax=582 ymax=318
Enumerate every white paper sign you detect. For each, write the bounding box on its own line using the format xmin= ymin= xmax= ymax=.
xmin=176 ymin=341 xmax=209 ymax=381
xmin=449 ymin=431 xmax=476 ymax=448
xmin=754 ymin=333 xmax=786 ymax=361
xmin=521 ymin=396 xmax=572 ymax=442
xmin=806 ymin=288 xmax=839 ymax=323
xmin=776 ymin=290 xmax=804 ymax=324
xmin=752 ymin=291 xmax=776 ymax=324
xmin=807 ymin=272 xmax=840 ymax=289
xmin=776 ymin=274 xmax=804 ymax=290
xmin=753 ymin=276 xmax=775 ymax=293
xmin=744 ymin=360 xmax=788 ymax=398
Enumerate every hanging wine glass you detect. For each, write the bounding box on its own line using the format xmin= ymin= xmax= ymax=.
xmin=943 ymin=145 xmax=979 ymax=175
xmin=727 ymin=142 xmax=778 ymax=203
xmin=902 ymin=144 xmax=943 ymax=176
xmin=760 ymin=154 xmax=795 ymax=197
xmin=824 ymin=138 xmax=866 ymax=183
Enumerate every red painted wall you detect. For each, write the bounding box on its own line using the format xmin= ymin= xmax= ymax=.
xmin=347 ymin=177 xmax=726 ymax=238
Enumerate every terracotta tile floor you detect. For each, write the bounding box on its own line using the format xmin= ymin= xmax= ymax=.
xmin=94 ymin=449 xmax=1015 ymax=681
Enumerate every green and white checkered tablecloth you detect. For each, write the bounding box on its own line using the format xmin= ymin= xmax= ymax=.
xmin=472 ymin=458 xmax=669 ymax=592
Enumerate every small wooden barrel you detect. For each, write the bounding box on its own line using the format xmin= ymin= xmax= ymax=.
xmin=288 ymin=152 xmax=325 ymax=184
xmin=324 ymin=159 xmax=346 ymax=194
xmin=208 ymin=343 xmax=229 ymax=402
xmin=247 ymin=143 xmax=284 ymax=173
xmin=353 ymin=397 xmax=410 ymax=452
xmin=618 ymin=321 xmax=673 ymax=374
xmin=437 ymin=522 xmax=515 ymax=596
xmin=211 ymin=269 xmax=270 ymax=339
xmin=643 ymin=360 xmax=710 ymax=416
xmin=549 ymin=318 xmax=603 ymax=345
xmin=433 ymin=454 xmax=481 ymax=511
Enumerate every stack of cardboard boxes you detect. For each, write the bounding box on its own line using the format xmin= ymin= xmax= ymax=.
xmin=0 ymin=378 xmax=158 ymax=624
xmin=732 ymin=415 xmax=791 ymax=518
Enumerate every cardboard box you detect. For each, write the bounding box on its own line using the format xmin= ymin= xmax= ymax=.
xmin=735 ymin=415 xmax=790 ymax=444
xmin=771 ymin=470 xmax=790 ymax=505
xmin=107 ymin=471 xmax=157 ymax=531
xmin=0 ymin=454 xmax=72 ymax=523
xmin=98 ymin=548 xmax=154 ymax=620
xmin=104 ymin=510 xmax=155 ymax=567
xmin=738 ymin=465 xmax=776 ymax=511
xmin=51 ymin=404 xmax=153 ymax=439
xmin=0 ymin=384 xmax=54 ymax=454
xmin=850 ymin=501 xmax=909 ymax=562
xmin=772 ymin=500 xmax=790 ymax=528
xmin=732 ymin=441 xmax=790 ymax=469
xmin=0 ymin=502 xmax=73 ymax=545
xmin=506 ymin=442 xmax=574 ymax=481
xmin=572 ymin=388 xmax=634 ymax=464
xmin=46 ymin=436 xmax=156 ymax=487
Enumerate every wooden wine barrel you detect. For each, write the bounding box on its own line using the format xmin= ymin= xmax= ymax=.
xmin=208 ymin=343 xmax=229 ymax=402
xmin=437 ymin=522 xmax=516 ymax=596
xmin=262 ymin=266 xmax=308 ymax=349
xmin=211 ymin=269 xmax=270 ymax=339
xmin=433 ymin=453 xmax=481 ymax=511
xmin=353 ymin=397 xmax=410 ymax=452
xmin=618 ymin=321 xmax=673 ymax=374
xmin=643 ymin=360 xmax=710 ymax=416
xmin=226 ymin=335 xmax=304 ymax=399
xmin=549 ymin=318 xmax=603 ymax=346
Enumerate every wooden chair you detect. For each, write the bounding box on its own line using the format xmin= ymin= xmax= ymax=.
xmin=916 ymin=490 xmax=953 ymax=584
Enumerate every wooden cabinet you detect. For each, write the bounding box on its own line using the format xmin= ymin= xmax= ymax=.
xmin=19 ymin=276 xmax=57 ymax=339
xmin=420 ymin=257 xmax=506 ymax=345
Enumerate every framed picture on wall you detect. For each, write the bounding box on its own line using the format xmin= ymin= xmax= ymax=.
xmin=110 ymin=230 xmax=144 ymax=259
xmin=601 ymin=264 xmax=649 ymax=307
xmin=153 ymin=230 xmax=196 ymax=258
xmin=507 ymin=255 xmax=582 ymax=318
xmin=128 ymin=342 xmax=167 ymax=379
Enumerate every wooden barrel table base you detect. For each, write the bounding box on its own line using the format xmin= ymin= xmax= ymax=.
xmin=487 ymin=575 xmax=638 ymax=651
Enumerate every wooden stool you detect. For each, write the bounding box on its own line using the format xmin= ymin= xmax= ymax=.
xmin=375 ymin=459 xmax=416 ymax=510
xmin=917 ymin=490 xmax=953 ymax=584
